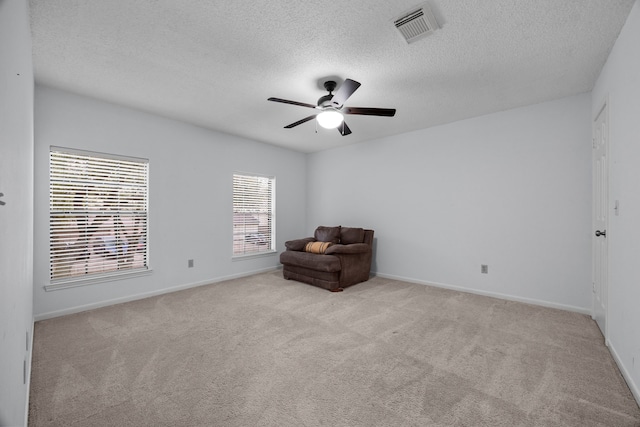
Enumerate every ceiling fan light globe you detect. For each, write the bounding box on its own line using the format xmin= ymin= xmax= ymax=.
xmin=316 ymin=110 xmax=344 ymax=129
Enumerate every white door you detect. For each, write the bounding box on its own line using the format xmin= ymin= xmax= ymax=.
xmin=593 ymin=101 xmax=609 ymax=340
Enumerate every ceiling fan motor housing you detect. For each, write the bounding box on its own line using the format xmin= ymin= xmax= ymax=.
xmin=323 ymin=80 xmax=337 ymax=92
xmin=318 ymin=80 xmax=338 ymax=107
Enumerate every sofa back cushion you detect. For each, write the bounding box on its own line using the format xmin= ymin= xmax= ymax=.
xmin=314 ymin=226 xmax=341 ymax=243
xmin=340 ymin=227 xmax=365 ymax=244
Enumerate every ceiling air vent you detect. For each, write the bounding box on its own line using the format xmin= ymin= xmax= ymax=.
xmin=394 ymin=3 xmax=439 ymax=43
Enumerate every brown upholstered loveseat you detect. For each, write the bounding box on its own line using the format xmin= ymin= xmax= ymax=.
xmin=279 ymin=226 xmax=374 ymax=292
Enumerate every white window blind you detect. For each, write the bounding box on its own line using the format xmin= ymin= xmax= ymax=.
xmin=49 ymin=147 xmax=149 ymax=284
xmin=233 ymin=173 xmax=275 ymax=257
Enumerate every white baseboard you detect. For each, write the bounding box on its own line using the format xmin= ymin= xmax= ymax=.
xmin=34 ymin=266 xmax=280 ymax=321
xmin=608 ymin=341 xmax=640 ymax=407
xmin=373 ymin=272 xmax=591 ymax=315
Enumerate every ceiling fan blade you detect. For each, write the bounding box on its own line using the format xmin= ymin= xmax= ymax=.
xmin=343 ymin=107 xmax=396 ymax=117
xmin=338 ymin=121 xmax=352 ymax=136
xmin=268 ymin=97 xmax=317 ymax=109
xmin=284 ymin=115 xmax=317 ymax=128
xmin=330 ymin=79 xmax=361 ymax=107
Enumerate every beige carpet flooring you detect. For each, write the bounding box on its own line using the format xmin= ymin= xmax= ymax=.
xmin=29 ymin=271 xmax=640 ymax=426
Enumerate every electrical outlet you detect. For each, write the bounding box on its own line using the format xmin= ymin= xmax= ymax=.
xmin=188 ymin=259 xmax=194 ymax=268
xmin=481 ymin=264 xmax=488 ymax=274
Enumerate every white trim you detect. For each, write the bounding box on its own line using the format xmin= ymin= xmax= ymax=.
xmin=232 ymin=250 xmax=277 ymax=261
xmin=23 ymin=319 xmax=34 ymax=427
xmin=373 ymin=272 xmax=591 ymax=315
xmin=45 ymin=268 xmax=153 ymax=291
xmin=591 ymin=94 xmax=610 ymax=343
xmin=608 ymin=341 xmax=640 ymax=407
xmin=34 ymin=266 xmax=280 ymax=321
xmin=50 ymin=145 xmax=148 ymax=163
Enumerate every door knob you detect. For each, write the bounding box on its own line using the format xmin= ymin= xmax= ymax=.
xmin=595 ymin=230 xmax=607 ymax=237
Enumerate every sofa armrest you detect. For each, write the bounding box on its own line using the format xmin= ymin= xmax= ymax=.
xmin=324 ymin=243 xmax=370 ymax=255
xmin=284 ymin=237 xmax=315 ymax=251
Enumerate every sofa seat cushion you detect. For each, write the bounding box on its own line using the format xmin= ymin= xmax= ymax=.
xmin=279 ymin=251 xmax=341 ymax=273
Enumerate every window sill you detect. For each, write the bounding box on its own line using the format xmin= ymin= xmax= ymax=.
xmin=232 ymin=250 xmax=277 ymax=261
xmin=45 ymin=268 xmax=153 ymax=291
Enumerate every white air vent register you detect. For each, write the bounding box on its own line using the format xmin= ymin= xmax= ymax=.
xmin=394 ymin=3 xmax=440 ymax=43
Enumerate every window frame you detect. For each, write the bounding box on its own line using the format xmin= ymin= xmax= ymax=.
xmin=232 ymin=172 xmax=276 ymax=259
xmin=46 ymin=146 xmax=151 ymax=291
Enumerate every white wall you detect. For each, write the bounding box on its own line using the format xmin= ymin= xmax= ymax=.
xmin=308 ymin=93 xmax=592 ymax=312
xmin=33 ymin=86 xmax=307 ymax=319
xmin=591 ymin=0 xmax=640 ymax=403
xmin=0 ymin=1 xmax=34 ymax=426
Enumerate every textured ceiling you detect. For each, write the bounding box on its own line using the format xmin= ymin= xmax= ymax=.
xmin=30 ymin=0 xmax=635 ymax=153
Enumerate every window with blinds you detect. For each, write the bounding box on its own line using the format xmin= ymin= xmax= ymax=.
xmin=233 ymin=173 xmax=275 ymax=257
xmin=49 ymin=147 xmax=149 ymax=284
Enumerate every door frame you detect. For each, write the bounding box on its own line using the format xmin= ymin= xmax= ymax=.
xmin=592 ymin=96 xmax=610 ymax=345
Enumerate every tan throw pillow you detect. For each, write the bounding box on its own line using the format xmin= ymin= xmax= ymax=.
xmin=305 ymin=241 xmax=333 ymax=254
